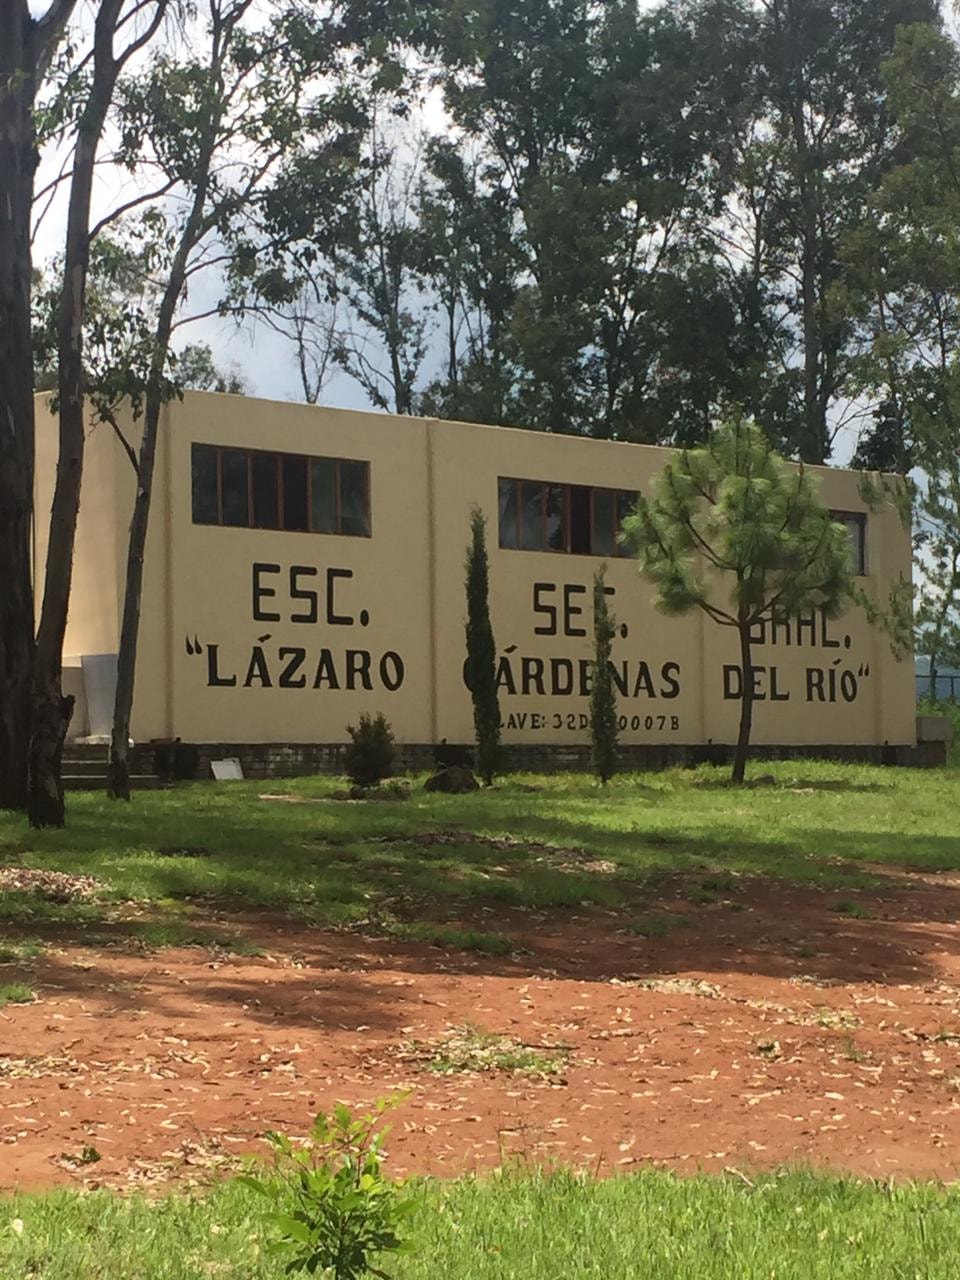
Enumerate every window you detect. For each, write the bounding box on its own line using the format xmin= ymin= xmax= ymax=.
xmin=220 ymin=448 xmax=249 ymax=527
xmin=191 ymin=443 xmax=371 ymax=538
xmin=339 ymin=460 xmax=370 ymax=537
xmin=191 ymin=444 xmax=219 ymax=525
xmin=831 ymin=510 xmax=867 ymax=575
xmin=251 ymin=452 xmax=278 ymax=529
xmin=498 ymin=477 xmax=637 ymax=556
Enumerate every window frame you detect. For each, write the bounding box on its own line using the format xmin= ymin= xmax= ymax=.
xmin=830 ymin=509 xmax=868 ymax=576
xmin=497 ymin=475 xmax=637 ymax=557
xmin=191 ymin=442 xmax=372 ymax=538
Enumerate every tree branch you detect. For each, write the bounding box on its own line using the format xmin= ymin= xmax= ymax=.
xmin=33 ymin=0 xmax=79 ymax=80
xmin=89 ymin=175 xmax=180 ymax=241
xmin=96 ymin=406 xmax=140 ymax=475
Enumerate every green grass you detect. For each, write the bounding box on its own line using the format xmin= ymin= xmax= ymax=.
xmin=0 ymin=761 xmax=957 ymax=941
xmin=700 ymin=873 xmax=738 ymax=893
xmin=0 ymin=937 xmax=43 ymax=962
xmin=3 ymin=1168 xmax=960 ymax=1279
xmin=0 ymin=894 xmax=103 ymax=926
xmin=686 ymin=885 xmax=720 ymax=904
xmin=629 ymin=911 xmax=686 ymax=937
xmin=0 ymin=982 xmax=35 ymax=1007
xmin=122 ymin=922 xmax=265 ymax=954
xmin=387 ymin=921 xmax=513 ymax=955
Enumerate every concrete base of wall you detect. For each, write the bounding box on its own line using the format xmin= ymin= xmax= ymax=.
xmin=135 ymin=739 xmax=945 ymax=782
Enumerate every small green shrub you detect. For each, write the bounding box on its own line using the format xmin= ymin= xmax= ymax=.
xmin=411 ymin=1025 xmax=570 ymax=1077
xmin=629 ymin=912 xmax=684 ymax=938
xmin=685 ymin=886 xmax=719 ymax=905
xmin=241 ymin=1100 xmax=414 ymax=1279
xmin=833 ymin=900 xmax=869 ymax=919
xmin=343 ymin=714 xmax=396 ymax=788
xmin=0 ymin=982 xmax=35 ymax=1007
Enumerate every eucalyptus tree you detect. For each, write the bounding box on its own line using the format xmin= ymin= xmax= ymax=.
xmin=328 ymin=120 xmax=429 ymax=416
xmin=101 ymin=0 xmax=367 ymax=801
xmin=415 ymin=137 xmax=520 ymax=426
xmin=740 ymin=0 xmax=941 ymax=462
xmin=412 ymin=0 xmax=757 ymax=440
xmin=27 ymin=0 xmax=173 ymax=827
xmin=842 ymin=23 xmax=960 ymax=698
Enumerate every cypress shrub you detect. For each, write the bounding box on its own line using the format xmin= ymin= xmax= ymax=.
xmin=464 ymin=506 xmax=501 ymax=785
xmin=590 ymin=566 xmax=619 ymax=784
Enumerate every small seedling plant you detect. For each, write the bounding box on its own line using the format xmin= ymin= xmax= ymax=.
xmin=241 ymin=1099 xmax=414 ymax=1279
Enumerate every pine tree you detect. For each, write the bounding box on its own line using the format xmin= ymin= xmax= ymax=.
xmin=623 ymin=417 xmax=854 ymax=784
xmin=590 ymin=566 xmax=618 ymax=784
xmin=464 ymin=506 xmax=501 ymax=785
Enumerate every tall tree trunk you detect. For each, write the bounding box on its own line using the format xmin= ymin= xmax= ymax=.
xmin=798 ymin=192 xmax=824 ymax=464
xmin=30 ymin=0 xmax=124 ymax=827
xmin=108 ymin=3 xmax=227 ymax=798
xmin=107 ymin=404 xmax=159 ymax=801
xmin=790 ymin=93 xmax=826 ymax=465
xmin=0 ymin=5 xmax=39 ymax=811
xmin=732 ymin=617 xmax=755 ymax=785
xmin=772 ymin=0 xmax=827 ymax=465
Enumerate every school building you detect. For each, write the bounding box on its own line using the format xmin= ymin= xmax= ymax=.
xmin=32 ymin=391 xmax=927 ymax=775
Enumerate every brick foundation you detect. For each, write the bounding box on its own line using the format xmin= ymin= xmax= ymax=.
xmin=136 ymin=739 xmax=944 ymax=781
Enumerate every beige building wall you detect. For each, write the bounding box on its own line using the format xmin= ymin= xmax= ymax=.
xmin=37 ymin=391 xmax=915 ymax=749
xmin=34 ymin=396 xmax=171 ymax=740
xmin=430 ymin=422 xmax=914 ymax=749
xmin=160 ymin=394 xmax=433 ymax=745
xmin=34 ymin=394 xmax=122 ymax=661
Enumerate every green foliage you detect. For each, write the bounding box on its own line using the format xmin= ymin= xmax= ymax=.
xmin=624 ymin=417 xmax=855 ymax=781
xmin=624 ymin=417 xmax=853 ymax=624
xmin=249 ymin=0 xmax=939 ymax=460
xmin=343 ymin=713 xmax=396 ymax=788
xmin=464 ymin=507 xmax=501 ymax=786
xmin=740 ymin=0 xmax=940 ymax=460
xmin=172 ymin=343 xmax=246 ymax=396
xmin=918 ymin=698 xmax=960 ymax=765
xmin=841 ymin=23 xmax=960 ymax=671
xmin=240 ymin=1100 xmax=414 ymax=1279
xmin=32 ymin=231 xmax=178 ymax=413
xmin=589 ymin=566 xmax=618 ymax=784
xmin=7 ymin=1167 xmax=960 ymax=1279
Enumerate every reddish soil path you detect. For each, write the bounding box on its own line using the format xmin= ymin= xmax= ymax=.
xmin=4 ymin=869 xmax=960 ymax=1191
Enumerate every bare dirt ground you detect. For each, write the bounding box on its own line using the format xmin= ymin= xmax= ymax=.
xmin=4 ymin=868 xmax=960 ymax=1192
